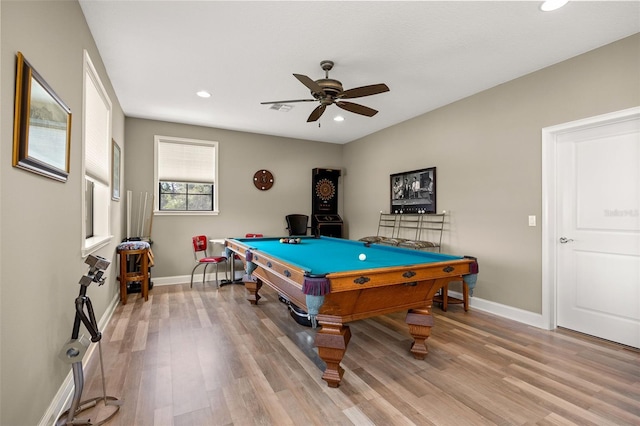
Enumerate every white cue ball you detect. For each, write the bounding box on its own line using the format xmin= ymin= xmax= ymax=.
xmin=359 ymin=253 xmax=367 ymax=261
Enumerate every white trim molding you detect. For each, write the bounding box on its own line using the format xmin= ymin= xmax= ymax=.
xmin=541 ymin=106 xmax=640 ymax=331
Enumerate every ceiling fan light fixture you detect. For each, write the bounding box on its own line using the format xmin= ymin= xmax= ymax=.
xmin=333 ymin=115 xmax=345 ymax=122
xmin=196 ymin=90 xmax=211 ymax=98
xmin=540 ymin=0 xmax=569 ymax=12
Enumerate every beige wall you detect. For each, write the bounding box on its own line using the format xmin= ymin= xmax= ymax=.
xmin=0 ymin=1 xmax=126 ymax=425
xmin=124 ymin=118 xmax=343 ymax=278
xmin=344 ymin=33 xmax=640 ymax=313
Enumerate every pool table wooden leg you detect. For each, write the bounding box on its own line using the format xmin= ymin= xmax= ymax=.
xmin=405 ymin=308 xmax=434 ymax=360
xmin=244 ymin=279 xmax=262 ymax=305
xmin=315 ymin=319 xmax=351 ymax=388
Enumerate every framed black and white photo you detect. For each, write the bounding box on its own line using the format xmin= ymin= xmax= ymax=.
xmin=390 ymin=167 xmax=436 ymax=213
xmin=12 ymin=52 xmax=72 ymax=182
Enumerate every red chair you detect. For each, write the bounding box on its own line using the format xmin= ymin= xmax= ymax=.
xmin=190 ymin=235 xmax=227 ymax=288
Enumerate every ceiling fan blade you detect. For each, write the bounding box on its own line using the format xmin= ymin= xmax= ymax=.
xmin=260 ymin=99 xmax=315 ymax=104
xmin=307 ymin=104 xmax=326 ymax=122
xmin=335 ymin=101 xmax=378 ymax=117
xmin=294 ymin=73 xmax=325 ymax=95
xmin=341 ymin=83 xmax=390 ymax=99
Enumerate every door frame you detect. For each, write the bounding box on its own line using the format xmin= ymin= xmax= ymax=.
xmin=541 ymin=106 xmax=640 ymax=330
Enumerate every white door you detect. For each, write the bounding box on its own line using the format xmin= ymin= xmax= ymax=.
xmin=555 ymin=112 xmax=640 ymax=348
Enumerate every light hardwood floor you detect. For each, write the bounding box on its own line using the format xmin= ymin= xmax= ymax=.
xmin=78 ymin=282 xmax=640 ymax=426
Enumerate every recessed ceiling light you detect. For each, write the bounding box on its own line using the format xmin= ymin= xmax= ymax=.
xmin=334 ymin=115 xmax=345 ymax=122
xmin=196 ymin=90 xmax=211 ymax=98
xmin=540 ymin=0 xmax=569 ymax=12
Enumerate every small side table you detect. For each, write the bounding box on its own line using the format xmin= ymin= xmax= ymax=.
xmin=211 ymin=238 xmax=244 ymax=285
xmin=116 ymin=241 xmax=151 ymax=305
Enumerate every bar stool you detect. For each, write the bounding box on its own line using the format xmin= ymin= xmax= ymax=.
xmin=116 ymin=241 xmax=151 ymax=305
xmin=434 ymin=281 xmax=470 ymax=311
xmin=434 ymin=256 xmax=478 ymax=312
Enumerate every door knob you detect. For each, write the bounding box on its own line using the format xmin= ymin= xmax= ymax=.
xmin=559 ymin=237 xmax=574 ymax=244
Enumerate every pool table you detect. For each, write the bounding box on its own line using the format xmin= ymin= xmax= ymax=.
xmin=224 ymin=236 xmax=475 ymax=388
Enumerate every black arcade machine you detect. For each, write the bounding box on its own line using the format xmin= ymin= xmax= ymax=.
xmin=312 ymin=168 xmax=343 ymax=238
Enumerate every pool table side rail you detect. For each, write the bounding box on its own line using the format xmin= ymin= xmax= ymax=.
xmin=326 ymin=258 xmax=472 ymax=292
xmin=225 ymin=238 xmax=309 ymax=286
xmin=225 ymin=238 xmax=473 ymax=294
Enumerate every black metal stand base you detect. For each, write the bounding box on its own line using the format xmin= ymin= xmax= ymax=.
xmin=218 ymin=278 xmax=244 ymax=287
xmin=56 ymin=396 xmax=121 ymax=426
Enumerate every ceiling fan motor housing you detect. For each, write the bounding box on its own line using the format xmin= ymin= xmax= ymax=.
xmin=314 ymin=79 xmax=343 ymax=98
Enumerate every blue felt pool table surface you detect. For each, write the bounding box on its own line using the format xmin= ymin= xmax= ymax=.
xmin=233 ymin=236 xmax=462 ymax=276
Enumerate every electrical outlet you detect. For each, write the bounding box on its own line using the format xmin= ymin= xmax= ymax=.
xmin=528 ymin=215 xmax=536 ymax=227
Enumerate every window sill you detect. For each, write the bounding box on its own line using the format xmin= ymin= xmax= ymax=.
xmin=153 ymin=210 xmax=219 ymax=216
xmin=83 ymin=235 xmax=113 ymax=257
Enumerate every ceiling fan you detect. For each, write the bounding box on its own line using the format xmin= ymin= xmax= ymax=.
xmin=261 ymin=60 xmax=390 ymax=123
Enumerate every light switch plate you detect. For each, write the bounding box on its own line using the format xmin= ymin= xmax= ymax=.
xmin=528 ymin=215 xmax=536 ymax=227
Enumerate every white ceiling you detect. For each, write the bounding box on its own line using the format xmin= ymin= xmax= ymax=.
xmin=79 ymin=1 xmax=640 ymax=144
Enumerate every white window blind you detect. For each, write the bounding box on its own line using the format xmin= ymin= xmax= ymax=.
xmin=157 ymin=140 xmax=215 ymax=183
xmin=84 ymin=72 xmax=110 ymax=185
xmin=82 ymin=49 xmax=113 ymax=255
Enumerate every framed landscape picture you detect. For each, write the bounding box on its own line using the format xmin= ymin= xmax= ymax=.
xmin=12 ymin=52 xmax=71 ymax=182
xmin=390 ymin=167 xmax=436 ymax=214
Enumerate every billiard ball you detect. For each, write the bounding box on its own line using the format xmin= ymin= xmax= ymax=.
xmin=359 ymin=253 xmax=366 ymax=261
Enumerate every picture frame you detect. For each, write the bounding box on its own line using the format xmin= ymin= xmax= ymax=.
xmin=112 ymin=139 xmax=121 ymax=201
xmin=390 ymin=167 xmax=436 ymax=214
xmin=12 ymin=52 xmax=72 ymax=182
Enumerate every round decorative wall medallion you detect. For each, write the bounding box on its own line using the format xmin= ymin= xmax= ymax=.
xmin=253 ymin=169 xmax=274 ymax=191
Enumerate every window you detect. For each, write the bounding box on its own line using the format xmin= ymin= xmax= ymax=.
xmin=82 ymin=50 xmax=112 ymax=255
xmin=154 ymin=136 xmax=219 ymax=215
xmin=159 ymin=183 xmax=213 ymax=211
xmin=85 ymin=179 xmax=94 ymax=237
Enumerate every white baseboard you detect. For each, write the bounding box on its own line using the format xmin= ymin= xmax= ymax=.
xmin=151 ymin=274 xmax=191 ymax=287
xmin=152 ymin=270 xmax=242 ymax=287
xmin=39 ymin=292 xmax=120 ymax=426
xmin=446 ymin=290 xmax=546 ymax=329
